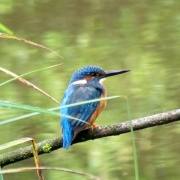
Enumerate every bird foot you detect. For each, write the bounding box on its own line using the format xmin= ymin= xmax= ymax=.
xmin=92 ymin=124 xmax=99 ymax=130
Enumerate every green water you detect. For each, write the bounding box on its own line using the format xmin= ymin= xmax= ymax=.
xmin=0 ymin=0 xmax=180 ymax=179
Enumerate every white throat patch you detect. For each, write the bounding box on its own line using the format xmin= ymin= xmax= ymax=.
xmin=72 ymin=79 xmax=87 ymax=85
xmin=72 ymin=78 xmax=106 ymax=85
xmin=100 ymin=78 xmax=106 ymax=84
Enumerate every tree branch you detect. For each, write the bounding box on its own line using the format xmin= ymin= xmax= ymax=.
xmin=0 ymin=109 xmax=180 ymax=167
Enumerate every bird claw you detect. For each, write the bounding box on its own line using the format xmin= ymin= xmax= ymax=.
xmin=92 ymin=124 xmax=99 ymax=130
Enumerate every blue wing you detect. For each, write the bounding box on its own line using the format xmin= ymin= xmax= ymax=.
xmin=61 ymin=83 xmax=101 ymax=126
xmin=60 ymin=83 xmax=101 ymax=148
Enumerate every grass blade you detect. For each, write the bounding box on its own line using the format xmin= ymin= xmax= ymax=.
xmin=0 ymin=138 xmax=44 ymax=180
xmin=31 ymin=140 xmax=44 ymax=180
xmin=125 ymin=98 xmax=139 ymax=180
xmin=0 ymin=67 xmax=60 ymax=104
xmin=60 ymin=96 xmax=120 ymax=109
xmin=0 ymin=23 xmax=13 ymax=35
xmin=0 ymin=63 xmax=62 ymax=86
xmin=0 ymin=101 xmax=89 ymax=125
xmin=0 ymin=33 xmax=63 ymax=58
xmin=0 ymin=96 xmax=120 ymax=125
xmin=0 ymin=101 xmax=60 ymax=116
xmin=0 ymin=138 xmax=32 ymax=151
xmin=0 ymin=107 xmax=59 ymax=126
xmin=0 ymin=167 xmax=100 ymax=180
xmin=0 ymin=166 xmax=4 ymax=180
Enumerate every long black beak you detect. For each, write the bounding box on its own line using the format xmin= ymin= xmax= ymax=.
xmin=103 ymin=69 xmax=131 ymax=78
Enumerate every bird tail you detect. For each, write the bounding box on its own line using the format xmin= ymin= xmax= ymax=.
xmin=61 ymin=119 xmax=74 ymax=149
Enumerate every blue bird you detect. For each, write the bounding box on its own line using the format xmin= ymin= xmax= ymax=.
xmin=60 ymin=65 xmax=130 ymax=149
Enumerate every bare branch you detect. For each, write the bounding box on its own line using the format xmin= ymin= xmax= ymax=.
xmin=0 ymin=109 xmax=180 ymax=167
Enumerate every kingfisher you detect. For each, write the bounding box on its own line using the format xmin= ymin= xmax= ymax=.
xmin=60 ymin=65 xmax=130 ymax=149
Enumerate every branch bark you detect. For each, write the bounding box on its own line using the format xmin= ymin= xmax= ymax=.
xmin=0 ymin=109 xmax=180 ymax=167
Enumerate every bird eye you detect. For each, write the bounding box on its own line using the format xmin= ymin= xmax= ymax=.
xmin=91 ymin=72 xmax=96 ymax=76
xmin=85 ymin=72 xmax=97 ymax=76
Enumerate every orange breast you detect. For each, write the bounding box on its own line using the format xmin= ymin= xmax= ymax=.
xmin=86 ymin=90 xmax=107 ymax=128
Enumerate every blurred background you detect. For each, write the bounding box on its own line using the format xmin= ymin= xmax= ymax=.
xmin=0 ymin=0 xmax=180 ymax=179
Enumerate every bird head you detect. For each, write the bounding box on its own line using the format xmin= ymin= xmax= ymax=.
xmin=69 ymin=65 xmax=130 ymax=84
